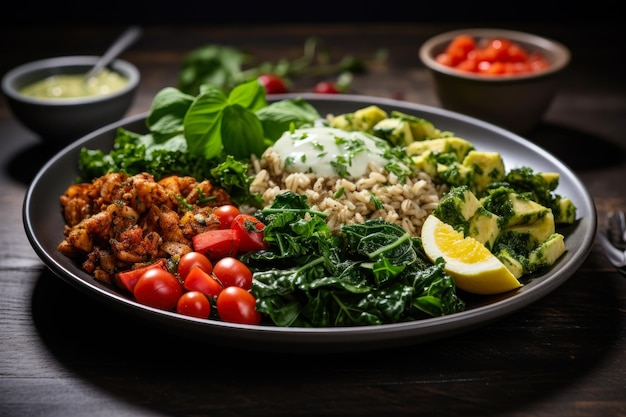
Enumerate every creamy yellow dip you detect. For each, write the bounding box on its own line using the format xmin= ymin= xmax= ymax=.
xmin=19 ymin=69 xmax=128 ymax=99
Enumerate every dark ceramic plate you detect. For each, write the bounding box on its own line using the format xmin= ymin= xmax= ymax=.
xmin=23 ymin=94 xmax=597 ymax=352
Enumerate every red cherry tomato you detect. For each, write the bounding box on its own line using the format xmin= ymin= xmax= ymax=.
xmin=177 ymin=251 xmax=213 ymax=280
xmin=212 ymin=256 xmax=253 ymax=290
xmin=258 ymin=74 xmax=288 ymax=94
xmin=114 ymin=259 xmax=166 ymax=293
xmin=176 ymin=291 xmax=211 ymax=319
xmin=216 ymin=286 xmax=261 ymax=325
xmin=231 ymin=213 xmax=268 ymax=252
xmin=313 ymin=81 xmax=340 ymax=94
xmin=134 ymin=268 xmax=183 ymax=311
xmin=213 ymin=205 xmax=241 ymax=229
xmin=183 ymin=266 xmax=223 ymax=298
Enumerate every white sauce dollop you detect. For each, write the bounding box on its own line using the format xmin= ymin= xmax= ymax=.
xmin=272 ymin=126 xmax=395 ymax=178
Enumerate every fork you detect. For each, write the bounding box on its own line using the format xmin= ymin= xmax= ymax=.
xmin=597 ymin=210 xmax=626 ymax=276
xmin=607 ymin=210 xmax=626 ymax=250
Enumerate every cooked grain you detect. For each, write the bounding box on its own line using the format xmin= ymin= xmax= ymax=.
xmin=247 ymin=149 xmax=446 ymax=236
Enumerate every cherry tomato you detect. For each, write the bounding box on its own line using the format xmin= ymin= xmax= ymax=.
xmin=212 ymin=256 xmax=253 ymax=290
xmin=231 ymin=213 xmax=268 ymax=252
xmin=313 ymin=81 xmax=340 ymax=94
xmin=258 ymin=74 xmax=288 ymax=94
xmin=177 ymin=251 xmax=213 ymax=280
xmin=176 ymin=291 xmax=211 ymax=319
xmin=184 ymin=266 xmax=223 ymax=298
xmin=213 ymin=204 xmax=241 ymax=229
xmin=216 ymin=286 xmax=261 ymax=325
xmin=134 ymin=268 xmax=183 ymax=311
xmin=114 ymin=259 xmax=166 ymax=293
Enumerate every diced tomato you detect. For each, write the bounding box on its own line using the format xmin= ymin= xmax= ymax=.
xmin=183 ymin=266 xmax=223 ymax=298
xmin=440 ymin=34 xmax=550 ymax=76
xmin=455 ymin=59 xmax=478 ymax=73
xmin=230 ymin=214 xmax=269 ymax=252
xmin=445 ymin=34 xmax=475 ymax=66
xmin=435 ymin=53 xmax=453 ymax=67
xmin=114 ymin=258 xmax=167 ymax=293
xmin=192 ymin=228 xmax=241 ymax=259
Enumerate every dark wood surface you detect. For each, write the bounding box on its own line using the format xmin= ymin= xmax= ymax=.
xmin=1 ymin=23 xmax=625 ymax=417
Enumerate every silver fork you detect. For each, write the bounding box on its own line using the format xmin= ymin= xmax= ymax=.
xmin=597 ymin=210 xmax=626 ymax=275
xmin=607 ymin=210 xmax=626 ymax=250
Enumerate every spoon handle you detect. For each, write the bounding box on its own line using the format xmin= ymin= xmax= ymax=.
xmin=86 ymin=26 xmax=142 ymax=80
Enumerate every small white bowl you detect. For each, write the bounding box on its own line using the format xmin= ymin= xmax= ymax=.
xmin=2 ymin=55 xmax=140 ymax=147
xmin=419 ymin=28 xmax=571 ymax=134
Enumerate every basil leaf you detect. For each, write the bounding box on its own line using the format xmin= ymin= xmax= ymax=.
xmin=257 ymin=97 xmax=321 ymax=141
xmin=146 ymin=87 xmax=195 ymax=139
xmin=221 ymin=105 xmax=266 ymax=159
xmin=183 ymin=86 xmax=228 ymax=159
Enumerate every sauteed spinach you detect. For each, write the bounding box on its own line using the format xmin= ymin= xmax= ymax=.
xmin=242 ymin=192 xmax=465 ymax=327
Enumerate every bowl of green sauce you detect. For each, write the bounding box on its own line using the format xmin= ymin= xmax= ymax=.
xmin=2 ymin=55 xmax=140 ymax=147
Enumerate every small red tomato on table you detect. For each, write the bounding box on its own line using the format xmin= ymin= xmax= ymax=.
xmin=258 ymin=74 xmax=289 ymax=94
xmin=313 ymin=81 xmax=340 ymax=94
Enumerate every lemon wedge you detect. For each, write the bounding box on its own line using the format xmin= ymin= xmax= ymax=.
xmin=421 ymin=214 xmax=522 ymax=295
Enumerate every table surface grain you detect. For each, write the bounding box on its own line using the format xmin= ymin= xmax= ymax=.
xmin=1 ymin=22 xmax=625 ymax=417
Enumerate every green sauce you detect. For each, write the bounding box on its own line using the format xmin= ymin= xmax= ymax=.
xmin=20 ymin=68 xmax=128 ymax=99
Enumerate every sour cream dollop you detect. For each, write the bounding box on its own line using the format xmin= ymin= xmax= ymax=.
xmin=272 ymin=126 xmax=401 ymax=179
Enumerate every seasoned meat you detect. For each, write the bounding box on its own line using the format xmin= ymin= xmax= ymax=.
xmin=57 ymin=172 xmax=231 ymax=285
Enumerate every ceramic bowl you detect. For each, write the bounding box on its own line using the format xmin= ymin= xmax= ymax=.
xmin=419 ymin=28 xmax=570 ymax=134
xmin=2 ymin=55 xmax=140 ymax=147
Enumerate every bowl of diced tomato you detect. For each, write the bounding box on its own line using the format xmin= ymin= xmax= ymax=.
xmin=419 ymin=28 xmax=570 ymax=134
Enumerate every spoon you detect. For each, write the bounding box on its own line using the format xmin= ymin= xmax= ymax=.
xmin=85 ymin=26 xmax=142 ymax=81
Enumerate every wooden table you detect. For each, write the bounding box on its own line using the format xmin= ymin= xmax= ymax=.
xmin=1 ymin=23 xmax=624 ymax=417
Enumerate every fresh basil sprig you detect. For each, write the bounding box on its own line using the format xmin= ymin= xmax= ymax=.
xmin=77 ymin=79 xmax=321 ymax=206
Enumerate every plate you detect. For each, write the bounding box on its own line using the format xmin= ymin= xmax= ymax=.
xmin=23 ymin=94 xmax=597 ymax=352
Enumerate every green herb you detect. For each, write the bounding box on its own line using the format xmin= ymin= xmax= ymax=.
xmin=175 ymin=195 xmax=194 ymax=211
xmin=178 ymin=38 xmax=371 ymax=96
xmin=77 ymin=79 xmax=320 ymax=206
xmin=370 ymin=195 xmax=384 ymax=210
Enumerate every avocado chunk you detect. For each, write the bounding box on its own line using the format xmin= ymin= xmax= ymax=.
xmin=553 ymin=196 xmax=577 ymax=224
xmin=467 ymin=206 xmax=501 ymax=250
xmin=433 ymin=185 xmax=481 ymax=227
xmin=406 ymin=137 xmax=474 ymax=161
xmin=496 ymin=249 xmax=525 ymax=279
xmin=372 ymin=118 xmax=414 ymax=146
xmin=527 ymin=233 xmax=566 ymax=273
xmin=503 ymin=211 xmax=556 ymax=248
xmin=329 ymin=105 xmax=388 ymax=132
xmin=462 ymin=150 xmax=506 ymax=195
xmin=389 ymin=110 xmax=448 ymax=141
